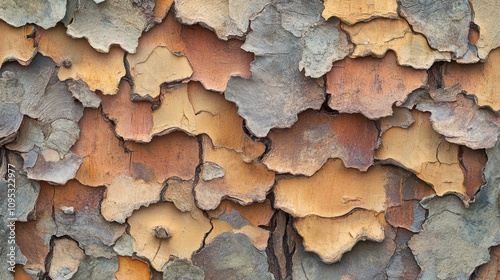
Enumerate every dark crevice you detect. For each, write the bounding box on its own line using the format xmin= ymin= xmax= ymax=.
xmin=265 ymin=208 xmax=297 ymax=280
xmin=41 ymin=236 xmax=56 ymax=280
xmin=320 ymin=94 xmax=339 ymax=115
xmin=97 ymin=105 xmax=132 ymax=154
xmin=427 ymin=62 xmax=444 ymax=91
xmin=242 ymin=120 xmax=272 ymax=162
xmin=191 ymin=134 xmax=204 ymax=209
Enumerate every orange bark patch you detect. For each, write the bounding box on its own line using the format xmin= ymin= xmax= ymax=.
xmin=115 ymin=256 xmax=151 ymax=280
xmin=264 ymin=110 xmax=378 ymax=175
xmin=181 ymin=24 xmax=253 ymax=92
xmin=326 ymin=52 xmax=427 ymax=119
xmin=100 ymin=79 xmax=154 ymax=143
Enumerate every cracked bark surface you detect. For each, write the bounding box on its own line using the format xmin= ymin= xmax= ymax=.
xmin=2 ymin=1 xmax=500 ymax=279
xmin=471 ymin=0 xmax=500 ymax=60
xmin=0 ymin=22 xmax=35 ymax=68
xmin=38 ymin=25 xmax=126 ymax=95
xmin=225 ymin=4 xmax=325 ymax=137
xmin=409 ymin=136 xmax=500 ymax=279
xmin=73 ymin=108 xmax=199 ymax=186
xmin=322 ymin=0 xmax=398 ymax=24
xmin=342 ymin=18 xmax=451 ymax=69
xmin=442 ymin=47 xmax=500 ymax=111
xmin=194 ymin=135 xmax=275 ymax=210
xmin=263 ymin=110 xmax=379 ymax=175
xmin=66 ymin=0 xmax=152 ymax=53
xmin=174 ymin=0 xmax=270 ymax=40
xmin=326 ymin=51 xmax=427 ymax=119
xmin=192 ymin=232 xmax=274 ymax=280
xmin=294 ymin=211 xmax=386 ymax=263
xmin=0 ymin=0 xmax=66 ymax=29
xmin=398 ymin=0 xmax=472 ymax=58
xmin=376 ymin=110 xmax=468 ymax=200
xmin=128 ymin=202 xmax=211 ymax=271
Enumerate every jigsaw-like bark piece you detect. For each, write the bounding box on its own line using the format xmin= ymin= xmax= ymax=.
xmin=163 ymin=258 xmax=204 ymax=280
xmin=442 ymin=48 xmax=500 ymax=111
xmin=71 ymin=256 xmax=119 ymax=280
xmin=66 ymin=0 xmax=151 ymax=53
xmin=275 ymin=159 xmax=391 ymax=218
xmin=295 ymin=211 xmax=385 ymax=263
xmin=151 ymin=85 xmax=196 ymax=136
xmin=73 ymin=108 xmax=198 ymax=186
xmin=163 ymin=178 xmax=195 ymax=212
xmin=0 ymin=23 xmax=35 ymax=67
xmin=53 ymin=180 xmax=126 ymax=258
xmin=264 ymin=110 xmax=378 ymax=175
xmin=472 ymin=0 xmax=500 ymax=59
xmin=49 ymin=238 xmax=85 ymax=280
xmin=416 ymin=92 xmax=500 ymax=149
xmin=376 ymin=110 xmax=467 ymax=199
xmin=398 ymin=0 xmax=471 ymax=57
xmin=181 ymin=24 xmax=252 ymax=92
xmin=128 ymin=202 xmax=211 ymax=271
xmin=322 ymin=0 xmax=398 ymax=24
xmin=101 ymin=175 xmax=163 ymax=223
xmin=115 ymin=256 xmax=150 ymax=280
xmin=379 ymin=107 xmax=415 ymax=134
xmin=342 ymin=18 xmax=451 ymax=69
xmin=174 ymin=0 xmax=270 ymax=40
xmin=38 ymin=25 xmax=125 ymax=95
xmin=326 ymin=52 xmax=427 ymax=119
xmin=274 ymin=0 xmax=323 ymax=37
xmin=130 ymin=46 xmax=192 ymax=100
xmin=192 ymin=232 xmax=274 ymax=280
xmin=409 ymin=136 xmax=500 ymax=279
xmin=299 ymin=20 xmax=353 ymax=78
xmin=0 ymin=0 xmax=66 ymax=29
xmin=292 ymin=220 xmax=396 ymax=279
xmin=226 ymin=5 xmax=325 ymax=137
xmin=100 ymin=80 xmax=153 ymax=142
xmin=195 ymin=135 xmax=275 ymax=210
xmin=66 ymin=79 xmax=101 ymax=108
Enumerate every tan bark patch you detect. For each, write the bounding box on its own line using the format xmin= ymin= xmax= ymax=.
xmin=295 ymin=211 xmax=385 ymax=263
xmin=376 ymin=110 xmax=467 ymax=199
xmin=37 ymin=25 xmax=125 ymax=95
xmin=128 ymin=202 xmax=211 ymax=271
xmin=322 ymin=0 xmax=398 ymax=24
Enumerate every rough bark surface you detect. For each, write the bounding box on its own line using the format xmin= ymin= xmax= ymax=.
xmin=1 ymin=2 xmax=498 ymax=279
